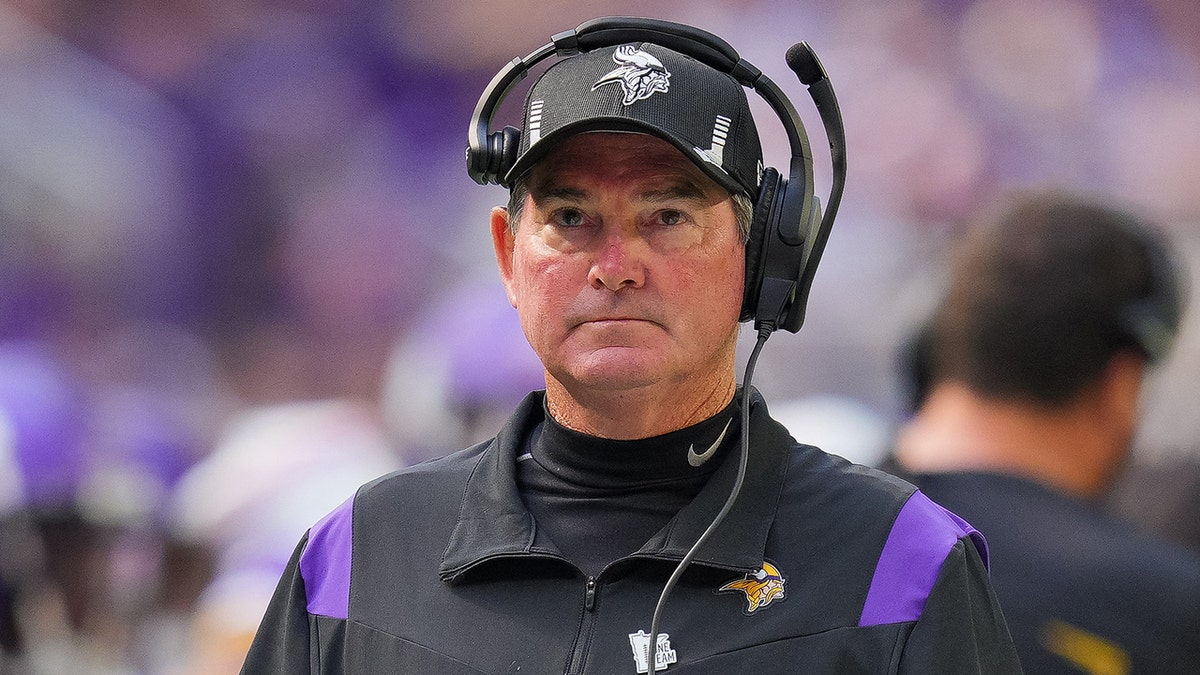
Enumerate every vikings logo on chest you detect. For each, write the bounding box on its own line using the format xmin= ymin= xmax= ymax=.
xmin=592 ymin=45 xmax=671 ymax=106
xmin=718 ymin=561 xmax=787 ymax=614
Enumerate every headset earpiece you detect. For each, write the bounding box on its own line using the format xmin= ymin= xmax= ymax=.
xmin=741 ymin=168 xmax=781 ymax=322
xmin=1119 ymin=222 xmax=1187 ymax=364
xmin=468 ymin=125 xmax=521 ymax=186
xmin=746 ymin=166 xmax=819 ymax=331
xmin=485 ymin=126 xmax=521 ymax=186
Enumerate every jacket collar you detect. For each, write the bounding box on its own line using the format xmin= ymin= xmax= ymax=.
xmin=439 ymin=389 xmax=793 ymax=582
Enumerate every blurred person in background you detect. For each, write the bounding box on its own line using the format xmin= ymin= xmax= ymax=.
xmin=378 ymin=278 xmax=547 ymax=465
xmin=169 ymin=399 xmax=401 ymax=674
xmin=886 ymin=190 xmax=1200 ymax=674
xmin=242 ymin=16 xmax=1019 ymax=673
xmin=0 ymin=342 xmax=99 ymax=674
xmin=0 ymin=338 xmax=222 ymax=674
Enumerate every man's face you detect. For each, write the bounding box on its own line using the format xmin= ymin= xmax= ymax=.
xmin=492 ymin=132 xmax=745 ymax=397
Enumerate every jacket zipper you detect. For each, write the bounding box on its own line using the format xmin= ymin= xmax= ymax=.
xmin=566 ymin=576 xmax=598 ymax=673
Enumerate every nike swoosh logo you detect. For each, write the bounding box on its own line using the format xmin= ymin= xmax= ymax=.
xmin=687 ymin=418 xmax=732 ymax=467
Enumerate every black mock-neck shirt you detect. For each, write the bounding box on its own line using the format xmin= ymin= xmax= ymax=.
xmin=516 ymin=398 xmax=740 ymax=577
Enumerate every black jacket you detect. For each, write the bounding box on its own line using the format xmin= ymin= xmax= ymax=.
xmin=242 ymin=392 xmax=1020 ymax=673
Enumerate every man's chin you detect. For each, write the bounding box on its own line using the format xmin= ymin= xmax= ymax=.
xmin=558 ymin=349 xmax=668 ymax=392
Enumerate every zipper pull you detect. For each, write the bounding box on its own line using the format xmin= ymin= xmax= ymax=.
xmin=585 ymin=577 xmax=597 ymax=612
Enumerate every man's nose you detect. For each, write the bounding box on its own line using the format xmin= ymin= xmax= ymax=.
xmin=588 ymin=230 xmax=647 ymax=291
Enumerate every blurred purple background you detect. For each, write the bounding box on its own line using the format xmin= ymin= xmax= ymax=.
xmin=3 ymin=0 xmax=1200 ymax=671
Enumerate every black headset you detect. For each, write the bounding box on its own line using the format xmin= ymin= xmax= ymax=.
xmin=1117 ymin=217 xmax=1187 ymax=365
xmin=466 ymin=16 xmax=847 ymax=335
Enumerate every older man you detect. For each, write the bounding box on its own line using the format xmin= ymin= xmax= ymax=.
xmin=242 ymin=18 xmax=1019 ymax=674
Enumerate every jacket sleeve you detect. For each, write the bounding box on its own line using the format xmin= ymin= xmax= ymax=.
xmin=899 ymin=537 xmax=1023 ymax=673
xmin=240 ymin=534 xmax=315 ymax=674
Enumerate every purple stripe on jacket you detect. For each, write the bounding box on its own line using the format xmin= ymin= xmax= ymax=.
xmin=299 ymin=495 xmax=355 ymax=619
xmin=859 ymin=490 xmax=988 ymax=627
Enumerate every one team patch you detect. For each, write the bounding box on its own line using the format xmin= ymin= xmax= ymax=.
xmin=628 ymin=630 xmax=677 ymax=673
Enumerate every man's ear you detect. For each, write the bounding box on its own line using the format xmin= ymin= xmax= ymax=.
xmin=1100 ymin=351 xmax=1146 ymax=419
xmin=491 ymin=206 xmax=518 ymax=308
xmin=1088 ymin=350 xmax=1148 ymax=490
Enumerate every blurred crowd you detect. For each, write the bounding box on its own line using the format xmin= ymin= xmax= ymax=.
xmin=2 ymin=0 xmax=1199 ymax=672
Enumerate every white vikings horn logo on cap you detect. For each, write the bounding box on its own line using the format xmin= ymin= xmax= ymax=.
xmin=592 ymin=46 xmax=671 ymax=106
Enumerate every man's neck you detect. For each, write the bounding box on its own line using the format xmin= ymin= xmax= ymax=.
xmin=543 ymin=376 xmax=737 ymax=440
xmin=894 ymin=383 xmax=1125 ymax=499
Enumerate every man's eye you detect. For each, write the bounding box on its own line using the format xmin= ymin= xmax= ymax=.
xmin=656 ymin=209 xmax=687 ymax=226
xmin=552 ymin=208 xmax=587 ymax=228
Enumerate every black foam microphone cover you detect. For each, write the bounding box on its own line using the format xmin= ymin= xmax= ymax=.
xmin=784 ymin=42 xmax=824 ymax=85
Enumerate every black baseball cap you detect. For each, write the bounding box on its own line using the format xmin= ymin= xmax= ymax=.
xmin=504 ymin=43 xmax=764 ymax=198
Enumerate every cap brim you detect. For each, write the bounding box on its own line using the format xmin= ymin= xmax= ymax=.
xmin=503 ymin=117 xmax=748 ymax=197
